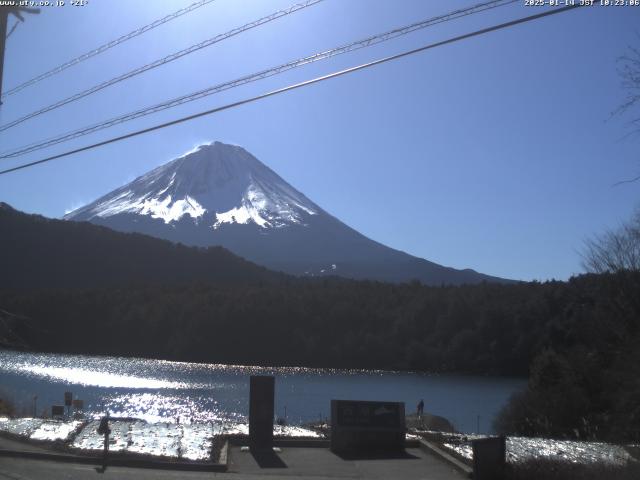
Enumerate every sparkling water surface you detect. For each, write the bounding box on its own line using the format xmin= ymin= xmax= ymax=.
xmin=0 ymin=349 xmax=526 ymax=433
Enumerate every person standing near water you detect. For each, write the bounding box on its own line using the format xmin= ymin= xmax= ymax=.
xmin=97 ymin=413 xmax=111 ymax=470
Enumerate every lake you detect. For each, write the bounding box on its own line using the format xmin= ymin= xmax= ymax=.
xmin=0 ymin=349 xmax=526 ymax=434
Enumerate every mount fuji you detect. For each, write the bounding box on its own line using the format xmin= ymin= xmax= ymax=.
xmin=65 ymin=141 xmax=508 ymax=285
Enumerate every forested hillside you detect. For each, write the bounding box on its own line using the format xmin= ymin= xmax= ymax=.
xmin=0 ymin=202 xmax=283 ymax=289
xmin=3 ymin=272 xmax=637 ymax=377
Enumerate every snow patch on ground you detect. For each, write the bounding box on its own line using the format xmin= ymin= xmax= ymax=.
xmin=220 ymin=422 xmax=321 ymax=438
xmin=0 ymin=417 xmax=44 ymax=437
xmin=73 ymin=419 xmax=131 ymax=452
xmin=70 ymin=418 xmax=222 ymax=460
xmin=0 ymin=417 xmax=81 ymax=442
xmin=181 ymin=422 xmax=219 ymax=461
xmin=2 ymin=416 xmax=630 ymax=466
xmin=436 ymin=432 xmax=632 ymax=466
xmin=30 ymin=420 xmax=82 ymax=442
xmin=127 ymin=421 xmax=181 ymax=457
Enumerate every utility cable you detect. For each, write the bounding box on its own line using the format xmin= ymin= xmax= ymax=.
xmin=6 ymin=18 xmax=20 ymax=40
xmin=0 ymin=0 xmax=516 ymax=158
xmin=0 ymin=4 xmax=585 ymax=176
xmin=1 ymin=0 xmax=218 ymax=99
xmin=0 ymin=0 xmax=323 ymax=132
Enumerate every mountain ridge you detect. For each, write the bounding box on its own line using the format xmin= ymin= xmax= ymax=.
xmin=65 ymin=141 xmax=512 ymax=285
xmin=66 ymin=142 xmax=320 ymax=230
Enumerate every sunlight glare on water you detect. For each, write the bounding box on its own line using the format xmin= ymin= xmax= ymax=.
xmin=17 ymin=365 xmax=194 ymax=389
xmin=0 ymin=349 xmax=526 ymax=434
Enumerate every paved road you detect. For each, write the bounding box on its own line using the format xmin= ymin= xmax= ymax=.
xmin=0 ymin=447 xmax=466 ymax=479
xmin=0 ymin=457 xmax=217 ymax=479
xmin=0 ymin=436 xmax=72 ymax=455
xmin=227 ymin=446 xmax=465 ymax=479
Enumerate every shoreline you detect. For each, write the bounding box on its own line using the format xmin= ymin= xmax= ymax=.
xmin=0 ymin=346 xmax=529 ymax=379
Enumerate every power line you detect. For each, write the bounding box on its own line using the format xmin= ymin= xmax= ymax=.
xmin=0 ymin=0 xmax=218 ymax=99
xmin=5 ymin=18 xmax=19 ymax=40
xmin=0 ymin=0 xmax=324 ymax=133
xmin=0 ymin=3 xmax=585 ymax=177
xmin=0 ymin=0 xmax=517 ymax=159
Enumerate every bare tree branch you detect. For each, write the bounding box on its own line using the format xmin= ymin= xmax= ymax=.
xmin=582 ymin=208 xmax=640 ymax=273
xmin=612 ymin=37 xmax=640 ymax=185
xmin=613 ymin=173 xmax=640 ymax=186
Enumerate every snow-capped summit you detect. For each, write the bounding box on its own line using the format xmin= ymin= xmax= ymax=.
xmin=65 ymin=141 xmax=510 ymax=285
xmin=66 ymin=141 xmax=319 ymax=230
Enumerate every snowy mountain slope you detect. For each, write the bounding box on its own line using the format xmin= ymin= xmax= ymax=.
xmin=65 ymin=141 xmax=510 ymax=285
xmin=68 ymin=142 xmax=318 ymax=229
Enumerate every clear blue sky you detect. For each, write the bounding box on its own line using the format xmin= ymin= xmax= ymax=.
xmin=1 ymin=0 xmax=639 ymax=281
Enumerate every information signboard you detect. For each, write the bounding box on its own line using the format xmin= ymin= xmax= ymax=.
xmin=330 ymin=400 xmax=405 ymax=454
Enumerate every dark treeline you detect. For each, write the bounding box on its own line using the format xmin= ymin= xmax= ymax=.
xmin=2 ymin=272 xmax=639 ymax=442
xmin=494 ymin=270 xmax=640 ymax=443
xmin=0 ymin=277 xmax=571 ymax=372
xmin=0 ymin=202 xmax=284 ymax=290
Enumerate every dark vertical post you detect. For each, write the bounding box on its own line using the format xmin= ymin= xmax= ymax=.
xmin=472 ymin=436 xmax=506 ymax=480
xmin=64 ymin=391 xmax=72 ymax=417
xmin=249 ymin=375 xmax=274 ymax=451
xmin=0 ymin=8 xmax=8 ymax=103
xmin=0 ymin=6 xmax=39 ymax=104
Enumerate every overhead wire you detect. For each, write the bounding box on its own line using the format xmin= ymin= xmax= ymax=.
xmin=6 ymin=18 xmax=20 ymax=40
xmin=0 ymin=3 xmax=585 ymax=177
xmin=1 ymin=0 xmax=218 ymax=99
xmin=0 ymin=0 xmax=517 ymax=159
xmin=0 ymin=0 xmax=324 ymax=133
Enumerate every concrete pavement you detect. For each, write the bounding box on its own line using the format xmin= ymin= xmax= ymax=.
xmin=0 ymin=457 xmax=217 ymax=479
xmin=0 ymin=445 xmax=467 ymax=479
xmin=0 ymin=434 xmax=73 ymax=455
xmin=227 ymin=446 xmax=466 ymax=479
